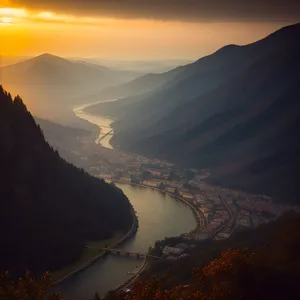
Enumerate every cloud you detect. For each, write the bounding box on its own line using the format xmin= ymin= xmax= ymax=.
xmin=0 ymin=6 xmax=116 ymax=26
xmin=10 ymin=0 xmax=300 ymax=22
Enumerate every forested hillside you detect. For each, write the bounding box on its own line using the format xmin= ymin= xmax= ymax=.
xmin=34 ymin=117 xmax=96 ymax=165
xmin=0 ymin=86 xmax=133 ymax=278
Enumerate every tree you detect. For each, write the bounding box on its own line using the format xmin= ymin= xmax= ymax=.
xmin=158 ymin=182 xmax=166 ymax=190
xmin=0 ymin=271 xmax=63 ymax=300
xmin=141 ymin=171 xmax=152 ymax=181
xmin=93 ymin=292 xmax=101 ymax=300
xmin=0 ymin=87 xmax=133 ymax=278
xmin=174 ymin=188 xmax=180 ymax=197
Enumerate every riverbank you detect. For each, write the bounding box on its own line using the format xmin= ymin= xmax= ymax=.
xmin=74 ymin=108 xmax=115 ymax=149
xmin=52 ymin=205 xmax=138 ymax=286
xmin=107 ymin=181 xmax=205 ymax=292
xmin=115 ymin=256 xmax=148 ymax=293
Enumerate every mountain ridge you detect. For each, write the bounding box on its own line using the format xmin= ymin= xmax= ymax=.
xmin=86 ymin=22 xmax=300 ymax=203
xmin=0 ymin=86 xmax=133 ymax=278
xmin=0 ymin=54 xmax=140 ymax=124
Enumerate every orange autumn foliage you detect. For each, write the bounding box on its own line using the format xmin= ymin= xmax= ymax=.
xmin=0 ymin=271 xmax=62 ymax=300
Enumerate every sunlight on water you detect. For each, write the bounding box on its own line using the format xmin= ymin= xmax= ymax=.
xmin=73 ymin=103 xmax=115 ymax=149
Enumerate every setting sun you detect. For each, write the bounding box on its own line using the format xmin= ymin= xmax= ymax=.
xmin=0 ymin=16 xmax=12 ymax=24
xmin=0 ymin=7 xmax=27 ymax=17
xmin=0 ymin=7 xmax=27 ymax=25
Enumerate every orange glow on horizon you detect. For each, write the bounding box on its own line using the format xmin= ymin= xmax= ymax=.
xmin=0 ymin=7 xmax=27 ymax=17
xmin=0 ymin=6 xmax=291 ymax=59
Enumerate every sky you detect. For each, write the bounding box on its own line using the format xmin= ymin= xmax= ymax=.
xmin=1 ymin=0 xmax=299 ymax=60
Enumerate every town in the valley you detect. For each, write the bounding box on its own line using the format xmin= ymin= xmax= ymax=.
xmin=72 ymin=139 xmax=299 ymax=261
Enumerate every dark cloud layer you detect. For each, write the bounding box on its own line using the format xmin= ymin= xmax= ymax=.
xmin=13 ymin=0 xmax=300 ymax=22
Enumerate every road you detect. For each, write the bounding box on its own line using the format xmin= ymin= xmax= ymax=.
xmin=213 ymin=189 xmax=235 ymax=234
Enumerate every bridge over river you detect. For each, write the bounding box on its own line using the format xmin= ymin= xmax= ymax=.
xmin=87 ymin=246 xmax=160 ymax=259
xmin=89 ymin=247 xmax=160 ymax=259
xmin=98 ymin=129 xmax=114 ymax=141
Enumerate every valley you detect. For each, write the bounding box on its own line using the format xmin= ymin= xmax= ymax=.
xmin=46 ymin=99 xmax=298 ymax=298
xmin=1 ymin=11 xmax=300 ymax=300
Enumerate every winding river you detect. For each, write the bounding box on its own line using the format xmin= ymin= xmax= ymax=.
xmin=56 ymin=106 xmax=196 ymax=299
xmin=74 ymin=101 xmax=117 ymax=149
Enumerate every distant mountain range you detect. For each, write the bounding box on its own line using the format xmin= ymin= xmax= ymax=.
xmin=0 ymin=53 xmax=139 ymax=123
xmin=81 ymin=64 xmax=187 ymax=102
xmin=0 ymin=86 xmax=132 ymax=278
xmin=72 ymin=58 xmax=192 ymax=73
xmin=85 ymin=22 xmax=300 ymax=203
xmin=0 ymin=56 xmax=31 ymax=67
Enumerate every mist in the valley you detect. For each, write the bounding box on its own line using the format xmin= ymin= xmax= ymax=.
xmin=0 ymin=54 xmax=189 ymax=126
xmin=0 ymin=53 xmax=190 ymax=166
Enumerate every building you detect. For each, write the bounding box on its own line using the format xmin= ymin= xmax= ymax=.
xmin=167 ymin=181 xmax=184 ymax=189
xmin=251 ymin=213 xmax=260 ymax=228
xmin=237 ymin=218 xmax=251 ymax=227
xmin=200 ymin=208 xmax=212 ymax=214
xmin=190 ymin=233 xmax=210 ymax=241
xmin=181 ymin=192 xmax=194 ymax=200
xmin=162 ymin=246 xmax=185 ymax=256
xmin=98 ymin=174 xmax=112 ymax=180
xmin=142 ymin=180 xmax=159 ymax=187
xmin=145 ymin=168 xmax=163 ymax=177
xmin=217 ymin=232 xmax=231 ymax=239
xmin=178 ymin=254 xmax=189 ymax=259
xmin=166 ymin=255 xmax=179 ymax=261
xmin=120 ymin=177 xmax=131 ymax=183
xmin=166 ymin=187 xmax=176 ymax=194
xmin=175 ymin=243 xmax=189 ymax=250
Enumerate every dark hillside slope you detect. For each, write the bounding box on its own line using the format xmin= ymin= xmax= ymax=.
xmin=110 ymin=23 xmax=300 ymax=137
xmin=93 ymin=23 xmax=300 ymax=202
xmin=34 ymin=117 xmax=94 ymax=165
xmin=0 ymin=86 xmax=132 ymax=278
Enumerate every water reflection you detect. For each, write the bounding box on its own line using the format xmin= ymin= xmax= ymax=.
xmin=58 ymin=183 xmax=196 ymax=299
xmin=73 ymin=102 xmax=115 ymax=149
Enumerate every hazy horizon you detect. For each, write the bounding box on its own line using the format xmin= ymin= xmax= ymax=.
xmin=1 ymin=1 xmax=299 ymax=59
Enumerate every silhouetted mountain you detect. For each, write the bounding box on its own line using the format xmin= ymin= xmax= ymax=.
xmin=1 ymin=53 xmax=138 ymax=87
xmin=0 ymin=56 xmax=31 ymax=67
xmin=82 ymin=65 xmax=186 ymax=102
xmin=0 ymin=54 xmax=139 ymax=123
xmin=87 ymin=22 xmax=300 ymax=203
xmin=73 ymin=58 xmax=192 ymax=73
xmin=0 ymin=86 xmax=133 ymax=278
xmin=34 ymin=117 xmax=94 ymax=165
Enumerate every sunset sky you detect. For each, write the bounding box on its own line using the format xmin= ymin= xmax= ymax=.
xmin=1 ymin=0 xmax=299 ymax=60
